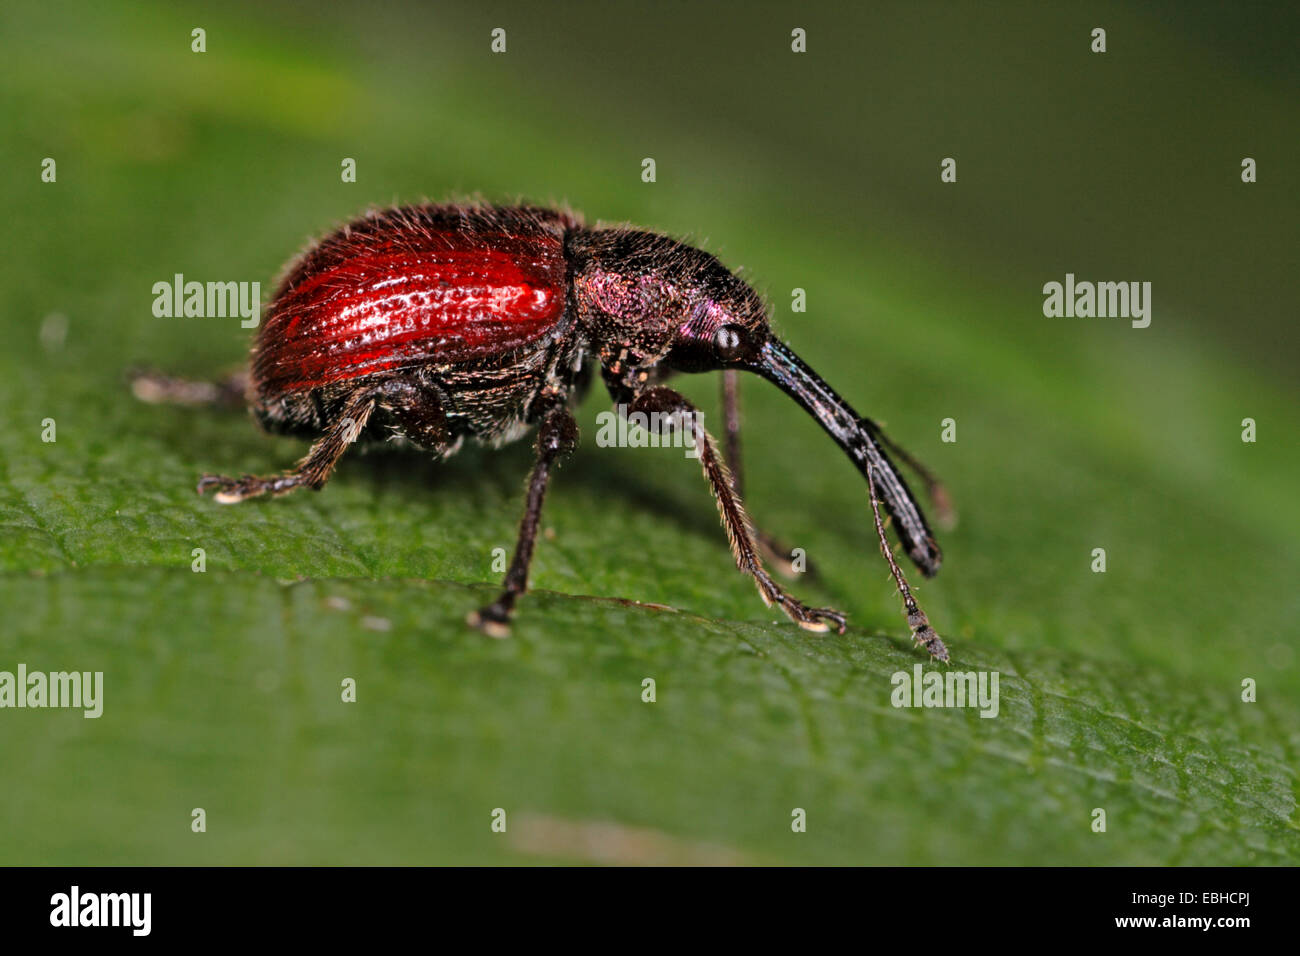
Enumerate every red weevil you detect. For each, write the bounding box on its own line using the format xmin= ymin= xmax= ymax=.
xmin=134 ymin=203 xmax=952 ymax=659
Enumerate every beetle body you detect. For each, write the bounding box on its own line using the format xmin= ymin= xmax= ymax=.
xmin=136 ymin=202 xmax=952 ymax=659
xmin=250 ymin=206 xmax=579 ymax=450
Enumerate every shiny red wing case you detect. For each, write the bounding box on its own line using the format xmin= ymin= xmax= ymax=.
xmin=252 ymin=206 xmax=578 ymax=397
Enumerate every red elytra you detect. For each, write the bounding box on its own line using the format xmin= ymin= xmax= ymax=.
xmin=253 ymin=210 xmax=575 ymax=396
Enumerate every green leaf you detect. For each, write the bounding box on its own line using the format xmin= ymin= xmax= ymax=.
xmin=2 ymin=0 xmax=1296 ymax=864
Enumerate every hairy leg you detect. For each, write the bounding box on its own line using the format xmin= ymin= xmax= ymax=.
xmin=197 ymin=387 xmax=381 ymax=503
xmin=637 ymin=385 xmax=845 ymax=633
xmin=720 ymin=369 xmax=810 ymax=577
xmin=864 ymin=462 xmax=949 ymax=661
xmin=197 ymin=379 xmax=453 ymax=503
xmin=130 ymin=367 xmax=248 ymax=408
xmin=469 ymin=401 xmax=578 ymax=637
xmin=861 ymin=416 xmax=955 ymax=527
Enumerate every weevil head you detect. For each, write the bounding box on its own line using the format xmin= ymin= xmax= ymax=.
xmin=569 ymin=228 xmax=772 ymax=373
xmin=570 ymin=226 xmax=942 ymax=576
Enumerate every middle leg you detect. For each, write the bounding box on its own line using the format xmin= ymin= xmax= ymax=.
xmin=468 ymin=400 xmax=578 ymax=637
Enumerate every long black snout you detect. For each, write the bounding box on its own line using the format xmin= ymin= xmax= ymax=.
xmin=750 ymin=338 xmax=942 ymax=576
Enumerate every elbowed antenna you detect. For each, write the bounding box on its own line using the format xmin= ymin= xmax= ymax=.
xmin=749 ymin=338 xmax=942 ymax=576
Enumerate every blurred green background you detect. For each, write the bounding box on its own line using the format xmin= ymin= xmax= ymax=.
xmin=1 ymin=0 xmax=1296 ymax=864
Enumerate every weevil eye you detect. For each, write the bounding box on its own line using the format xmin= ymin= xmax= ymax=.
xmin=713 ymin=324 xmax=746 ymax=360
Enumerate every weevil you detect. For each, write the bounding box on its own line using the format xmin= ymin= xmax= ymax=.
xmin=133 ymin=203 xmax=953 ymax=659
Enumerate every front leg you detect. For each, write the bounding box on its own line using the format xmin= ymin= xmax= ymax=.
xmin=468 ymin=399 xmax=578 ymax=637
xmin=720 ymin=369 xmax=812 ymax=578
xmin=634 ymin=386 xmax=845 ymax=633
xmin=865 ymin=463 xmax=950 ymax=662
xmin=861 ymin=415 xmax=956 ymax=528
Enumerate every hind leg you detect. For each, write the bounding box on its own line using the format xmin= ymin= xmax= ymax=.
xmin=130 ymin=368 xmax=248 ymax=408
xmin=197 ymin=379 xmax=453 ymax=503
xmin=469 ymin=399 xmax=577 ymax=637
xmin=197 ymin=387 xmax=381 ymax=503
